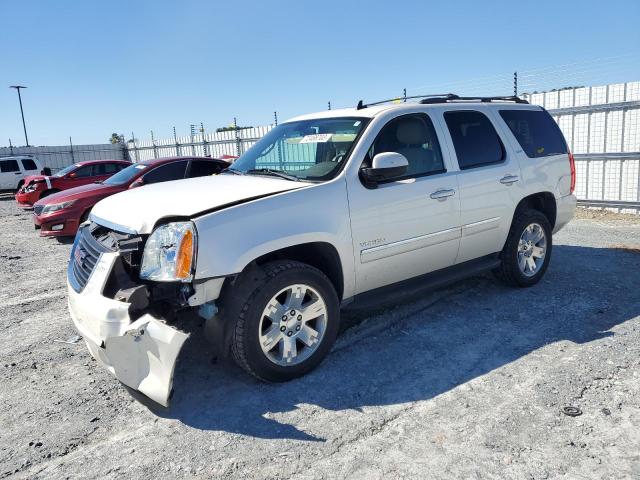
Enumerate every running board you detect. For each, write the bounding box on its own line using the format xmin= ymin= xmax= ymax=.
xmin=344 ymin=254 xmax=501 ymax=310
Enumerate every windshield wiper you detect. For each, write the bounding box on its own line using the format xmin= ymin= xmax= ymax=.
xmin=220 ymin=167 xmax=244 ymax=175
xmin=245 ymin=168 xmax=299 ymax=182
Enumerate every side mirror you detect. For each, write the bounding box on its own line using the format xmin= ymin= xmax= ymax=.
xmin=359 ymin=152 xmax=408 ymax=188
xmin=129 ymin=178 xmax=144 ymax=189
xmin=41 ymin=167 xmax=52 ymax=176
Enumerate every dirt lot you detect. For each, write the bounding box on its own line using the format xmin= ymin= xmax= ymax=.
xmin=1 ymin=198 xmax=639 ymax=480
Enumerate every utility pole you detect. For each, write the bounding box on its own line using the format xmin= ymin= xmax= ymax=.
xmin=328 ymin=101 xmax=331 ymax=110
xmin=403 ymin=88 xmax=407 ymax=102
xmin=513 ymin=72 xmax=518 ymax=96
xmin=9 ymin=85 xmax=29 ymax=146
xmin=274 ymin=111 xmax=278 ymax=126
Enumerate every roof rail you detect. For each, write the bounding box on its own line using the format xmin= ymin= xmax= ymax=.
xmin=419 ymin=95 xmax=529 ymax=104
xmin=356 ymin=93 xmax=454 ymax=110
xmin=356 ymin=93 xmax=529 ymax=110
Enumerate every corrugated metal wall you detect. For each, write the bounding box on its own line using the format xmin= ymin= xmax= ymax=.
xmin=0 ymin=144 xmax=127 ymax=172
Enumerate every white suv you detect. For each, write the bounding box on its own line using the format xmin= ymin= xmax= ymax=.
xmin=67 ymin=95 xmax=576 ymax=405
xmin=0 ymin=155 xmax=43 ymax=191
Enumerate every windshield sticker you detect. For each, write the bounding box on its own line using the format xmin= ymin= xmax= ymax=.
xmin=299 ymin=133 xmax=333 ymax=144
xmin=134 ymin=164 xmax=147 ymax=169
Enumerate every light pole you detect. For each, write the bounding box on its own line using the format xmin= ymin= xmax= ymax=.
xmin=9 ymin=85 xmax=29 ymax=146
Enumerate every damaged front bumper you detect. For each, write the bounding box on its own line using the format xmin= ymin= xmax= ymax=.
xmin=67 ymin=249 xmax=188 ymax=407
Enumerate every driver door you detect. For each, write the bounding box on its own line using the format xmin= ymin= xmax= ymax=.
xmin=347 ymin=112 xmax=461 ymax=294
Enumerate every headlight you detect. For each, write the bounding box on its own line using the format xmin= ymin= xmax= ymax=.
xmin=41 ymin=200 xmax=75 ymax=215
xmin=140 ymin=222 xmax=197 ymax=282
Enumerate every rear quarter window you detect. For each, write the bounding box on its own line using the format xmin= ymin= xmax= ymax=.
xmin=499 ymin=109 xmax=567 ymax=158
xmin=21 ymin=159 xmax=38 ymax=171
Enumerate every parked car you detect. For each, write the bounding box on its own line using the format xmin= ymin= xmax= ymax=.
xmin=16 ymin=159 xmax=131 ymax=207
xmin=34 ymin=156 xmax=228 ymax=237
xmin=66 ymin=95 xmax=576 ymax=406
xmin=0 ymin=156 xmax=43 ymax=192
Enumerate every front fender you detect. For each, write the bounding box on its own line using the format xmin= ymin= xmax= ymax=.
xmin=193 ymin=179 xmax=356 ymax=299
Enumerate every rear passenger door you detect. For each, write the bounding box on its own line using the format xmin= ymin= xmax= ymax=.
xmin=441 ymin=108 xmax=522 ymax=264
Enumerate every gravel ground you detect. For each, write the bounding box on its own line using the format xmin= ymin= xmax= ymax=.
xmin=1 ymin=198 xmax=639 ymax=480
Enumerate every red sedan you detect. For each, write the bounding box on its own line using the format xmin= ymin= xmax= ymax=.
xmin=16 ymin=159 xmax=131 ymax=208
xmin=33 ymin=156 xmax=229 ymax=237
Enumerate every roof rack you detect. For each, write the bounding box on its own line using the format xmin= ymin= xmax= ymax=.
xmin=356 ymin=94 xmax=454 ymax=110
xmin=420 ymin=94 xmax=529 ymax=104
xmin=355 ymin=93 xmax=528 ymax=109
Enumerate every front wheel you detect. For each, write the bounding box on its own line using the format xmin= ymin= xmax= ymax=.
xmin=494 ymin=209 xmax=552 ymax=288
xmin=228 ymin=260 xmax=339 ymax=382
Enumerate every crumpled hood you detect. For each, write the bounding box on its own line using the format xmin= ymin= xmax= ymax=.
xmin=22 ymin=175 xmax=47 ymax=187
xmin=90 ymin=174 xmax=310 ymax=234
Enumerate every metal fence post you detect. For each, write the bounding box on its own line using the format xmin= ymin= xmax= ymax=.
xmin=173 ymin=127 xmax=181 ymax=156
xmin=69 ymin=137 xmax=75 ymax=162
xmin=234 ymin=117 xmax=241 ymax=157
xmin=201 ymin=122 xmax=208 ymax=157
xmin=151 ymin=130 xmax=158 ymax=159
xmin=8 ymin=138 xmax=13 ymax=155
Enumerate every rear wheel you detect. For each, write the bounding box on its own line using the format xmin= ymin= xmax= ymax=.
xmin=227 ymin=260 xmax=339 ymax=382
xmin=494 ymin=209 xmax=552 ymax=287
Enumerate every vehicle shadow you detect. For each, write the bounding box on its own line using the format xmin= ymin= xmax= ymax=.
xmin=148 ymin=244 xmax=639 ymax=441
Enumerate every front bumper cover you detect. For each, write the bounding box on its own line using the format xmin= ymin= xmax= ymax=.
xmin=67 ymin=249 xmax=189 ymax=406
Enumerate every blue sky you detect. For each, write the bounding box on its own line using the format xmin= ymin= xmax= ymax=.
xmin=1 ymin=0 xmax=639 ymax=146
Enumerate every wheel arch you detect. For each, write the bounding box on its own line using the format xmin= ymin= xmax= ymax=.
xmin=250 ymin=242 xmax=345 ymax=301
xmin=513 ymin=192 xmax=557 ymax=229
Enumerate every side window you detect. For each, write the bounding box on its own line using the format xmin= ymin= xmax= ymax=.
xmin=21 ymin=159 xmax=38 ymax=171
xmin=365 ymin=114 xmax=445 ymax=179
xmin=188 ymin=160 xmax=223 ymax=178
xmin=444 ymin=111 xmax=504 ymax=170
xmin=499 ymin=109 xmax=568 ymax=158
xmin=73 ymin=165 xmax=94 ymax=178
xmin=143 ymin=161 xmax=188 ymax=184
xmin=0 ymin=160 xmax=20 ymax=172
xmin=98 ymin=163 xmax=121 ymax=175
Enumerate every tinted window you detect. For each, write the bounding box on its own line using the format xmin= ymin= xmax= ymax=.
xmin=143 ymin=161 xmax=188 ymax=184
xmin=103 ymin=164 xmax=148 ymax=185
xmin=74 ymin=165 xmax=94 ymax=178
xmin=500 ymin=109 xmax=567 ymax=158
xmin=365 ymin=114 xmax=445 ymax=179
xmin=444 ymin=111 xmax=504 ymax=169
xmin=95 ymin=163 xmax=122 ymax=175
xmin=21 ymin=159 xmax=37 ymax=170
xmin=188 ymin=160 xmax=223 ymax=178
xmin=0 ymin=160 xmax=20 ymax=172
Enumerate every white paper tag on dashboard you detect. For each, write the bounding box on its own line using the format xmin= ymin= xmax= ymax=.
xmin=299 ymin=133 xmax=333 ymax=144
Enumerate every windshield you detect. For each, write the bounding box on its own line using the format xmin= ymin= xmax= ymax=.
xmin=229 ymin=117 xmax=368 ymax=181
xmin=103 ymin=163 xmax=148 ymax=185
xmin=53 ymin=164 xmax=80 ymax=177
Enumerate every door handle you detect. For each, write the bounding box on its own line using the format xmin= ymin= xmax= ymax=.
xmin=15 ymin=172 xmax=22 ymax=175
xmin=500 ymin=175 xmax=519 ymax=185
xmin=430 ymin=189 xmax=456 ymax=200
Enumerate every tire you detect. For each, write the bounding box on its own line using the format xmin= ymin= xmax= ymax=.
xmin=493 ymin=208 xmax=552 ymax=288
xmin=226 ymin=260 xmax=339 ymax=382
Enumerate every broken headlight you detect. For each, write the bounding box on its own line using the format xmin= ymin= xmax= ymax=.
xmin=140 ymin=221 xmax=197 ymax=282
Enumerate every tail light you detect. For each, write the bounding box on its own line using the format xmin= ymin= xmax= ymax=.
xmin=568 ymin=151 xmax=576 ymax=194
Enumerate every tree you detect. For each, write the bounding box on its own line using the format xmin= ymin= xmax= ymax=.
xmin=109 ymin=133 xmax=124 ymax=144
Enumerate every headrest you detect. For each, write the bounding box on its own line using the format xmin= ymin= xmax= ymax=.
xmin=396 ymin=119 xmax=427 ymax=145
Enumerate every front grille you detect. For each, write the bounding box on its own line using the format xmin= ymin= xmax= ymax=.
xmin=34 ymin=204 xmax=44 ymax=215
xmin=69 ymin=226 xmax=112 ymax=292
xmin=69 ymin=222 xmax=144 ymax=292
